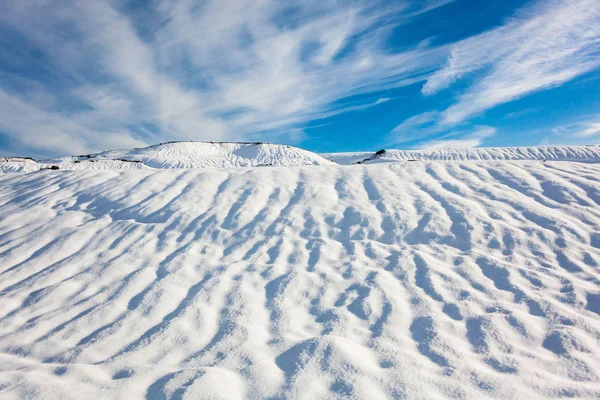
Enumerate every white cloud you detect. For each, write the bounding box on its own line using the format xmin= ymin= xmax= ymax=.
xmin=388 ymin=0 xmax=600 ymax=150
xmin=390 ymin=111 xmax=441 ymax=144
xmin=0 ymin=86 xmax=148 ymax=155
xmin=4 ymin=0 xmax=598 ymax=156
xmin=553 ymin=116 xmax=600 ymax=138
xmin=423 ymin=0 xmax=600 ymax=125
xmin=388 ymin=108 xmax=497 ymax=149
xmin=0 ymin=0 xmax=450 ymax=157
xmin=416 ymin=126 xmax=497 ymax=150
xmin=580 ymin=123 xmax=600 ymax=137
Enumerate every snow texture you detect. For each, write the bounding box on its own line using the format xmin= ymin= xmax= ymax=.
xmin=1 ymin=156 xmax=600 ymax=399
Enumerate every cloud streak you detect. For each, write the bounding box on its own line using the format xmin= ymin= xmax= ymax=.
xmin=416 ymin=126 xmax=497 ymax=149
xmin=553 ymin=116 xmax=600 ymax=138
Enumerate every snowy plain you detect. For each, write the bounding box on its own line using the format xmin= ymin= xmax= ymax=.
xmin=1 ymin=143 xmax=600 ymax=399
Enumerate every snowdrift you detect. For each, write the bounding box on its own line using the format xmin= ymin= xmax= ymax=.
xmin=322 ymin=145 xmax=600 ymax=164
xmin=1 ymin=160 xmax=600 ymax=398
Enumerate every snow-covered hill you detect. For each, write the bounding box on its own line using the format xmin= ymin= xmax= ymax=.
xmin=322 ymin=145 xmax=600 ymax=164
xmin=1 ymin=160 xmax=600 ymax=399
xmin=0 ymin=158 xmax=40 ymax=173
xmin=43 ymin=141 xmax=336 ymax=170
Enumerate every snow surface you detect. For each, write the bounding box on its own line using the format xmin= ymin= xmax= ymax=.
xmin=1 ymin=159 xmax=600 ymax=399
xmin=322 ymin=145 xmax=600 ymax=165
xmin=42 ymin=141 xmax=336 ymax=170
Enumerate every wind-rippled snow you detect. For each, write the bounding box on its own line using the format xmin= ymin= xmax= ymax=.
xmin=1 ymin=160 xmax=600 ymax=399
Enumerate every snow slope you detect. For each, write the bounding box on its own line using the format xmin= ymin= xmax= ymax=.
xmin=1 ymin=160 xmax=600 ymax=399
xmin=322 ymin=145 xmax=600 ymax=164
xmin=43 ymin=141 xmax=336 ymax=169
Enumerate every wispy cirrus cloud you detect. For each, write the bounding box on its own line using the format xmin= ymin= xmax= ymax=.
xmin=3 ymin=0 xmax=598 ymax=157
xmin=416 ymin=126 xmax=497 ymax=150
xmin=388 ymin=0 xmax=600 ymax=148
xmin=539 ymin=115 xmax=600 ymax=145
xmin=424 ymin=0 xmax=600 ymax=125
xmin=389 ymin=111 xmax=442 ymax=144
xmin=0 ymin=0 xmax=451 ymax=157
xmin=389 ymin=111 xmax=497 ymax=149
xmin=553 ymin=116 xmax=600 ymax=138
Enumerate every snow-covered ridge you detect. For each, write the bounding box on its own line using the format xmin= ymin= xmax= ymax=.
xmin=2 ymin=144 xmax=600 ymax=173
xmin=322 ymin=145 xmax=600 ymax=164
xmin=43 ymin=141 xmax=336 ymax=170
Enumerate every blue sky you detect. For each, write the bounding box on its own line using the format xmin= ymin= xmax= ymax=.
xmin=0 ymin=0 xmax=599 ymax=158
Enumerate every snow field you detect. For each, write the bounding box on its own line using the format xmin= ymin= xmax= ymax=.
xmin=0 ymin=160 xmax=599 ymax=398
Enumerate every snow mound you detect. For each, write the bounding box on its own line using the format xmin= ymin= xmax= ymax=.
xmin=1 ymin=161 xmax=600 ymax=398
xmin=323 ymin=145 xmax=600 ymax=164
xmin=45 ymin=141 xmax=336 ymax=169
xmin=0 ymin=158 xmax=39 ymax=173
